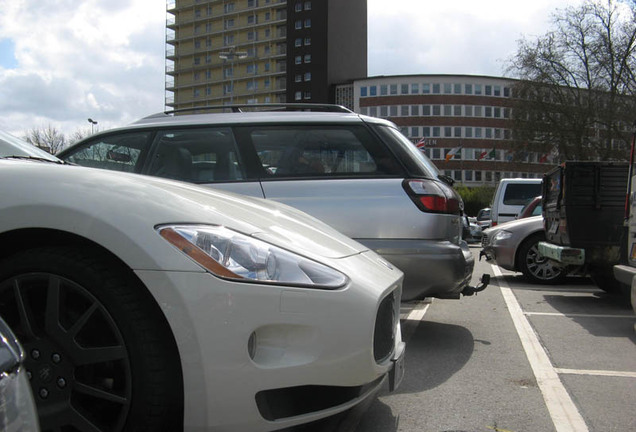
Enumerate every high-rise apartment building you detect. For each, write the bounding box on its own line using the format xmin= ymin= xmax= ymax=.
xmin=165 ymin=0 xmax=367 ymax=110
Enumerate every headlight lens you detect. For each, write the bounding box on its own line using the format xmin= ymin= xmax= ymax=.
xmin=494 ymin=230 xmax=513 ymax=242
xmin=158 ymin=225 xmax=348 ymax=289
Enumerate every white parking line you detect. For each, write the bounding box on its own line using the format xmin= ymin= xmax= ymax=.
xmin=400 ymin=300 xmax=432 ymax=343
xmin=525 ymin=312 xmax=635 ymax=319
xmin=493 ymin=265 xmax=589 ymax=432
xmin=555 ymin=368 xmax=636 ymax=378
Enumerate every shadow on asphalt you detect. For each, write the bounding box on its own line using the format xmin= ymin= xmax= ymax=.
xmin=397 ymin=321 xmax=474 ymax=393
xmin=354 ymin=321 xmax=475 ymax=432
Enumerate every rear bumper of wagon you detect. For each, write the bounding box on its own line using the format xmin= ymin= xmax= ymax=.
xmin=358 ymin=239 xmax=475 ymax=301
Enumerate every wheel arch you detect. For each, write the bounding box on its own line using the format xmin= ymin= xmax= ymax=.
xmin=0 ymin=227 xmax=185 ymax=423
xmin=514 ymin=230 xmax=545 ymax=272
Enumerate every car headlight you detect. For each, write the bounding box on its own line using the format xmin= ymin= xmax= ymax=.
xmin=158 ymin=225 xmax=348 ymax=289
xmin=493 ymin=230 xmax=513 ymax=242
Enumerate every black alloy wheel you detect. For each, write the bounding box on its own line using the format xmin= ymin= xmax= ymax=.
xmin=0 ymin=246 xmax=182 ymax=432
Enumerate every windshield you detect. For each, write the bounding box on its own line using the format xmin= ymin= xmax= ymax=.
xmin=0 ymin=130 xmax=61 ymax=162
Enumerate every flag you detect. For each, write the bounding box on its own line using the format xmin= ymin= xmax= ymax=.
xmin=478 ymin=147 xmax=496 ymax=161
xmin=445 ymin=146 xmax=462 ymax=162
xmin=506 ymin=150 xmax=514 ymax=161
xmin=539 ymin=153 xmax=548 ymax=163
xmin=414 ymin=137 xmax=427 ymax=149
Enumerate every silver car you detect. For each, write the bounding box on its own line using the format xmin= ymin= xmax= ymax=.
xmin=0 ymin=316 xmax=40 ymax=432
xmin=58 ymin=105 xmax=482 ymax=301
xmin=480 ymin=216 xmax=569 ymax=284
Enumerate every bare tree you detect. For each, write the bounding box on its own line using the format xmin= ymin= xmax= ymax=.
xmin=507 ymin=0 xmax=636 ymax=161
xmin=68 ymin=128 xmax=92 ymax=146
xmin=24 ymin=125 xmax=67 ymax=155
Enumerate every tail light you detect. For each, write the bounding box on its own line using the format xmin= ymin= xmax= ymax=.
xmin=403 ymin=179 xmax=461 ymax=214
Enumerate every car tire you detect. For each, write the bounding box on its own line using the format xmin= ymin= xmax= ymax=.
xmin=517 ymin=233 xmax=567 ymax=284
xmin=0 ymin=246 xmax=183 ymax=432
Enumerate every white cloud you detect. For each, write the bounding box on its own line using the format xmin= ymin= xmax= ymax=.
xmin=0 ymin=0 xmax=165 ymax=137
xmin=367 ymin=0 xmax=587 ymax=76
xmin=0 ymin=0 xmax=589 ymax=139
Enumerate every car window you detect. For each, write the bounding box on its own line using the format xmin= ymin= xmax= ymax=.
xmin=477 ymin=209 xmax=490 ymax=220
xmin=531 ymin=203 xmax=542 ymax=216
xmin=373 ymin=125 xmax=440 ymax=178
xmin=503 ymin=183 xmax=542 ymax=205
xmin=246 ymin=126 xmax=402 ymax=178
xmin=63 ymin=132 xmax=150 ymax=172
xmin=148 ymin=128 xmax=245 ymax=182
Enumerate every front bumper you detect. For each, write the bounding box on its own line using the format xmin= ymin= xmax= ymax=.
xmin=613 ymin=264 xmax=636 ymax=286
xmin=479 ymin=233 xmax=517 ymax=271
xmin=136 ymin=250 xmax=404 ymax=431
xmin=358 ymin=238 xmax=475 ymax=301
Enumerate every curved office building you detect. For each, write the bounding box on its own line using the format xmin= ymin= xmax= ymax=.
xmin=337 ymin=74 xmax=557 ymax=187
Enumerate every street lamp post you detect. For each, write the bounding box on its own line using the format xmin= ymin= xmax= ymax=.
xmin=87 ymin=118 xmax=98 ymax=134
xmin=219 ymin=46 xmax=247 ymax=104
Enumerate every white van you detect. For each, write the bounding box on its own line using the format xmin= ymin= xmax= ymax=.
xmin=490 ymin=178 xmax=542 ymax=226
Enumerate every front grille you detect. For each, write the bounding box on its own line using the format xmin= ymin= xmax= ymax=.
xmin=374 ymin=291 xmax=396 ymax=363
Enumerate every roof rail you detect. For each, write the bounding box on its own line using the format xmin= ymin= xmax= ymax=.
xmin=155 ymin=103 xmax=353 ymax=117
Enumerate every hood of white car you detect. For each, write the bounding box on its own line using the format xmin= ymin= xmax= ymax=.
xmin=0 ymin=161 xmax=367 ymax=261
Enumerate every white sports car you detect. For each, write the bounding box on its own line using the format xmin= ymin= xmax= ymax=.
xmin=0 ymin=131 xmax=405 ymax=432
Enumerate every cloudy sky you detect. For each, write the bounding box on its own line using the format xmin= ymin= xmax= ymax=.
xmin=0 ymin=0 xmax=586 ymax=140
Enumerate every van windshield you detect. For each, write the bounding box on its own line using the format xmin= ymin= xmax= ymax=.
xmin=503 ymin=183 xmax=542 ymax=205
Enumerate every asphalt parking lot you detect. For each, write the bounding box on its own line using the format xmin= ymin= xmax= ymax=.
xmin=354 ymin=245 xmax=636 ymax=432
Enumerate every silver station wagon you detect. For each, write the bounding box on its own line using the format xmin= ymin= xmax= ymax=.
xmin=59 ymin=105 xmax=483 ymax=301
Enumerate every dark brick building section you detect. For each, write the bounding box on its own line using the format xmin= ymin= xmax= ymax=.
xmin=286 ymin=0 xmax=367 ymax=103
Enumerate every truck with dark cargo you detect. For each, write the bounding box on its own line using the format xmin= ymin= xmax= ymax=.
xmin=538 ymin=161 xmax=630 ymax=295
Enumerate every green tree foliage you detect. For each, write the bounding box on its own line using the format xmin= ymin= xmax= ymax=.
xmin=507 ymin=0 xmax=636 ymax=162
xmin=455 ymin=185 xmax=495 ymax=216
